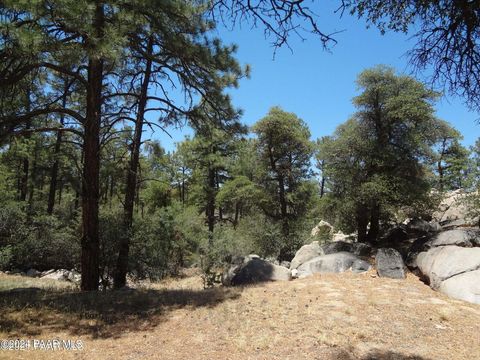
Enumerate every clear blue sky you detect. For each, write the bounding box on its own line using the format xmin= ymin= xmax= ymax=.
xmin=152 ymin=4 xmax=479 ymax=151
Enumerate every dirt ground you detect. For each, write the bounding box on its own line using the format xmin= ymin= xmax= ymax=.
xmin=1 ymin=270 xmax=479 ymax=360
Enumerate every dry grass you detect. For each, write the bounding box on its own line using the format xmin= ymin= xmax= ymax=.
xmin=1 ymin=270 xmax=479 ymax=360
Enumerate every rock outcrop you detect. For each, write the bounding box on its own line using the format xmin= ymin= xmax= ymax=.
xmin=432 ymin=190 xmax=477 ymax=228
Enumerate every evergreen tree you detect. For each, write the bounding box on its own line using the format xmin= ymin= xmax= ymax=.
xmin=319 ymin=66 xmax=442 ymax=243
xmin=253 ymin=107 xmax=314 ymax=259
xmin=432 ymin=120 xmax=470 ymax=192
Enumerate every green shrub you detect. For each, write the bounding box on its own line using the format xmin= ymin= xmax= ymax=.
xmin=13 ymin=214 xmax=79 ymax=270
xmin=0 ymin=245 xmax=13 ymax=270
xmin=130 ymin=202 xmax=205 ymax=280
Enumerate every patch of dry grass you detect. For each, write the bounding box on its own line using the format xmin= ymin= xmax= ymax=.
xmin=0 ymin=274 xmax=76 ymax=292
xmin=1 ymin=270 xmax=479 ymax=360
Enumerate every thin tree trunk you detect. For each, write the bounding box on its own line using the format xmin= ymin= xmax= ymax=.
xmin=181 ymin=167 xmax=186 ymax=205
xmin=206 ymin=167 xmax=216 ymax=236
xmin=320 ymin=160 xmax=325 ymax=197
xmin=234 ymin=202 xmax=240 ymax=229
xmin=114 ymin=36 xmax=153 ymax=289
xmin=80 ymin=2 xmax=104 ymax=291
xmin=366 ymin=203 xmax=380 ymax=244
xmin=27 ymin=143 xmax=37 ymax=215
xmin=438 ymin=160 xmax=444 ymax=193
xmin=47 ymin=88 xmax=67 ymax=214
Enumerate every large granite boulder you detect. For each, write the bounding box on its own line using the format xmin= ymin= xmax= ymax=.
xmin=375 ymin=248 xmax=406 ymax=279
xmin=428 ymin=229 xmax=475 ymax=248
xmin=439 ymin=270 xmax=480 ymax=304
xmin=296 ymin=252 xmax=360 ymax=278
xmin=223 ymin=256 xmax=291 ymax=286
xmin=290 ymin=241 xmax=324 ymax=270
xmin=407 ymin=229 xmax=479 ymax=268
xmin=416 ymin=246 xmax=480 ymax=289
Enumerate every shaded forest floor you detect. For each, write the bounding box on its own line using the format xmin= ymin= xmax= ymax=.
xmin=1 ymin=270 xmax=479 ymax=360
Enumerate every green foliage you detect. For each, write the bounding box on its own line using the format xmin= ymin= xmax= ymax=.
xmin=4 ymin=213 xmax=79 ymax=271
xmin=98 ymin=208 xmax=123 ymax=284
xmin=216 ymin=176 xmax=261 ymax=214
xmin=0 ymin=246 xmax=14 ymax=270
xmin=252 ymin=107 xmax=314 ymax=258
xmin=130 ymin=203 xmax=206 ymax=280
xmin=319 ymin=66 xmax=443 ymax=240
xmin=431 ymin=120 xmax=471 ymax=191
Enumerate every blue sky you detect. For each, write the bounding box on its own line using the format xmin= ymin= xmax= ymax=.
xmin=151 ymin=3 xmax=479 ymax=151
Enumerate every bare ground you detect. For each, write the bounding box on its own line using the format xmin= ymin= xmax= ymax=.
xmin=0 ymin=270 xmax=479 ymax=360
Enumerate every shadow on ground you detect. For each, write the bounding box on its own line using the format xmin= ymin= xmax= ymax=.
xmin=331 ymin=348 xmax=433 ymax=360
xmin=0 ymin=285 xmax=241 ymax=339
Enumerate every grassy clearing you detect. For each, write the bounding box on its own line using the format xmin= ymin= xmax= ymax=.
xmin=1 ymin=270 xmax=479 ymax=360
xmin=0 ymin=272 xmax=240 ymax=339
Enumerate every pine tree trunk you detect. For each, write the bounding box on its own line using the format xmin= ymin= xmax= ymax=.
xmin=114 ymin=37 xmax=153 ymax=289
xmin=80 ymin=2 xmax=104 ymax=291
xmin=320 ymin=160 xmax=325 ymax=197
xmin=366 ymin=203 xmax=380 ymax=244
xmin=438 ymin=161 xmax=444 ymax=192
xmin=47 ymin=91 xmax=66 ymax=214
xmin=206 ymin=167 xmax=216 ymax=236
xmin=234 ymin=202 xmax=240 ymax=229
xmin=181 ymin=167 xmax=186 ymax=205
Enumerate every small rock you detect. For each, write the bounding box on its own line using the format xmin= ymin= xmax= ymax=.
xmin=311 ymin=220 xmax=333 ymax=237
xmin=41 ymin=269 xmax=69 ymax=281
xmin=375 ymin=248 xmax=406 ymax=279
xmin=26 ymin=268 xmax=41 ymax=277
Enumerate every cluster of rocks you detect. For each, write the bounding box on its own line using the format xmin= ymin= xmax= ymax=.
xmin=223 ymin=190 xmax=480 ymax=305
xmin=6 ymin=268 xmax=81 ymax=284
xmin=222 ymin=240 xmax=409 ymax=286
